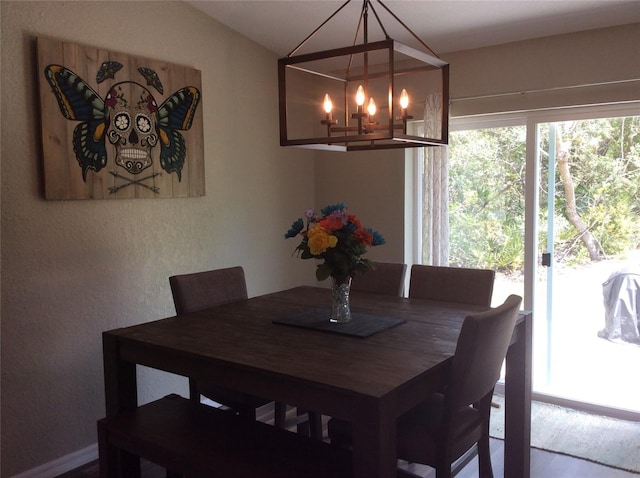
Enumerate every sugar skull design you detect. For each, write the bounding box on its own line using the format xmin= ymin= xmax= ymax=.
xmin=43 ymin=64 xmax=200 ymax=192
xmin=104 ymin=82 xmax=159 ymax=175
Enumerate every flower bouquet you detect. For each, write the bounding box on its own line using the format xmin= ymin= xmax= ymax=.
xmin=285 ymin=203 xmax=385 ymax=322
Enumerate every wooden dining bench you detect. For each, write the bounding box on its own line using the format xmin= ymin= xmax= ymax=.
xmin=97 ymin=394 xmax=352 ymax=478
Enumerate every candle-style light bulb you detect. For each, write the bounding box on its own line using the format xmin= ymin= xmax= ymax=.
xmin=321 ymin=93 xmax=337 ymax=130
xmin=367 ymin=97 xmax=377 ymax=117
xmin=355 ymin=85 xmax=365 ymax=107
xmin=400 ymin=89 xmax=409 ymax=110
xmin=396 ymin=88 xmax=413 ymax=127
xmin=323 ymin=94 xmax=333 ymax=114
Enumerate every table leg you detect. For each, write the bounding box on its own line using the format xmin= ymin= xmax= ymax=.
xmin=351 ymin=401 xmax=397 ymax=478
xmin=102 ymin=333 xmax=141 ymax=478
xmin=504 ymin=314 xmax=532 ymax=478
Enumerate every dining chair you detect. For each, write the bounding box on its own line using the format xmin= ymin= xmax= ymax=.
xmin=169 ymin=266 xmax=321 ymax=439
xmin=408 ymin=264 xmax=496 ymax=307
xmin=169 ymin=267 xmax=271 ymax=417
xmin=328 ymin=294 xmax=522 ymax=478
xmin=351 ymin=262 xmax=407 ymax=297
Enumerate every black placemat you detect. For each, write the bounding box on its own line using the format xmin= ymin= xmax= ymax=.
xmin=273 ymin=308 xmax=406 ymax=338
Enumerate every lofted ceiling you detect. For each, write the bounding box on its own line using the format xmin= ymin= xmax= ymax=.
xmin=186 ymin=0 xmax=640 ymax=57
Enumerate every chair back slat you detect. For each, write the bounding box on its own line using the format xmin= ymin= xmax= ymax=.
xmin=408 ymin=264 xmax=495 ymax=306
xmin=351 ymin=262 xmax=407 ymax=297
xmin=169 ymin=266 xmax=248 ymax=315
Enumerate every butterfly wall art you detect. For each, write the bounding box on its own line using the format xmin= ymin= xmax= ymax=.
xmin=37 ymin=37 xmax=205 ymax=200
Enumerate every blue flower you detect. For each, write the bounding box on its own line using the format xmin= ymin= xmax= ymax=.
xmin=343 ymin=221 xmax=356 ymax=233
xmin=320 ymin=203 xmax=347 ymax=216
xmin=285 ymin=218 xmax=304 ymax=238
xmin=368 ymin=228 xmax=386 ymax=246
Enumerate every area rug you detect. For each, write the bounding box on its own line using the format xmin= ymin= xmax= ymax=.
xmin=490 ymin=395 xmax=640 ymax=474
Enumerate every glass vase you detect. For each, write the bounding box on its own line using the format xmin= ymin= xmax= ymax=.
xmin=330 ymin=276 xmax=352 ymax=323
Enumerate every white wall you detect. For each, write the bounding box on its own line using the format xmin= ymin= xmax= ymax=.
xmin=314 ymin=149 xmax=406 ymax=263
xmin=0 ymin=1 xmax=317 ymax=475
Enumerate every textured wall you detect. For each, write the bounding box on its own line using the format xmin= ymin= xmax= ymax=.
xmin=0 ymin=1 xmax=316 ymax=475
xmin=314 ymin=149 xmax=407 ymax=264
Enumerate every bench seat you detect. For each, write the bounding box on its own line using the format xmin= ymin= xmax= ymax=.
xmin=98 ymin=394 xmax=352 ymax=478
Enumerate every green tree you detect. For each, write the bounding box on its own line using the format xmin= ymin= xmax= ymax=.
xmin=545 ymin=117 xmax=640 ymax=263
xmin=448 ymin=126 xmax=526 ymax=272
xmin=447 ymin=115 xmax=640 ymax=272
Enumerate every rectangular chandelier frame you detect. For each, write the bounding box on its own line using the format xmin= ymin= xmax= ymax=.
xmin=278 ymin=39 xmax=449 ymax=152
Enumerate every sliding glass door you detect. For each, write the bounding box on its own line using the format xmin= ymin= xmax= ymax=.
xmin=533 ymin=115 xmax=640 ymax=411
xmin=441 ymin=105 xmax=640 ymax=412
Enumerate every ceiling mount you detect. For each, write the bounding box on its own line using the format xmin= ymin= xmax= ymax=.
xmin=278 ymin=0 xmax=449 ymax=152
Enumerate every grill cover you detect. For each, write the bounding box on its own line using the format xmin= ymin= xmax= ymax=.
xmin=599 ymin=265 xmax=640 ymax=344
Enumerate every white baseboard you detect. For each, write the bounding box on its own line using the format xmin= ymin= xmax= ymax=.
xmin=11 ymin=443 xmax=98 ymax=478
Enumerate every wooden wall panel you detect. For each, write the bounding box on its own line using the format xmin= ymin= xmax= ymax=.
xmin=37 ymin=37 xmax=205 ymax=200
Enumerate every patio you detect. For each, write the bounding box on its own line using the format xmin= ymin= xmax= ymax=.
xmin=493 ymin=249 xmax=640 ymax=414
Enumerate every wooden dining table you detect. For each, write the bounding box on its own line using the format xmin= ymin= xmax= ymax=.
xmin=103 ymin=286 xmax=532 ymax=478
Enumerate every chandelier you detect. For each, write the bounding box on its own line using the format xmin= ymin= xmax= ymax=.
xmin=278 ymin=0 xmax=449 ymax=152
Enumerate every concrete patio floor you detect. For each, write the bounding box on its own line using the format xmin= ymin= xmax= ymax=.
xmin=493 ymin=249 xmax=640 ymax=414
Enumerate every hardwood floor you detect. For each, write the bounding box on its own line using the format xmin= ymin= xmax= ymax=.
xmin=57 ymin=437 xmax=637 ymax=478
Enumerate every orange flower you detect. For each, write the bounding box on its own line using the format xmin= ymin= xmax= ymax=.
xmin=348 ymin=214 xmax=362 ymax=228
xmin=354 ymin=227 xmax=373 ymax=246
xmin=319 ymin=215 xmax=344 ymax=231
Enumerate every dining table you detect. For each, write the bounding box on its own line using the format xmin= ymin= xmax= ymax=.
xmin=102 ymin=286 xmax=532 ymax=478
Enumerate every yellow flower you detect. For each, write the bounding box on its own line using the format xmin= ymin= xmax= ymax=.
xmin=307 ymin=225 xmax=338 ymax=255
